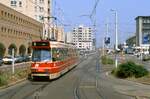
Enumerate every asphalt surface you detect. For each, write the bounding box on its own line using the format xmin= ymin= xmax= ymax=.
xmin=0 ymin=53 xmax=134 ymax=99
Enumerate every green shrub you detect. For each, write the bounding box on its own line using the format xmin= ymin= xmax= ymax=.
xmin=0 ymin=75 xmax=8 ymax=86
xmin=101 ymin=56 xmax=114 ymax=65
xmin=134 ymin=65 xmax=149 ymax=78
xmin=112 ymin=61 xmax=149 ymax=78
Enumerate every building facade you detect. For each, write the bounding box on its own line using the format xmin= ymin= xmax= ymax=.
xmin=66 ymin=32 xmax=73 ymax=43
xmin=72 ymin=25 xmax=94 ymax=51
xmin=136 ymin=16 xmax=150 ymax=47
xmin=0 ymin=0 xmax=52 ymax=39
xmin=0 ymin=3 xmax=42 ymax=57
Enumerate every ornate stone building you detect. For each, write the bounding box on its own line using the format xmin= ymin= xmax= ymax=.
xmin=0 ymin=3 xmax=42 ymax=57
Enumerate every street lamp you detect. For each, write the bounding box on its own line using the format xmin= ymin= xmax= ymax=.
xmin=111 ymin=9 xmax=118 ymax=68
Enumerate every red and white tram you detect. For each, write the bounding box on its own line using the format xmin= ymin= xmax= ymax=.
xmin=30 ymin=40 xmax=79 ymax=80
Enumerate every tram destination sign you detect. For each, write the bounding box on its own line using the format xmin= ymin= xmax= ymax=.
xmin=32 ymin=42 xmax=49 ymax=47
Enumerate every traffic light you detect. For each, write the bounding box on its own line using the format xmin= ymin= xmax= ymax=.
xmin=105 ymin=37 xmax=110 ymax=45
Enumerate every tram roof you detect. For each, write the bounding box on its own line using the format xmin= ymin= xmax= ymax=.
xmin=32 ymin=40 xmax=76 ymax=49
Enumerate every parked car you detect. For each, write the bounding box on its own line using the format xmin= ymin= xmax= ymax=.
xmin=23 ymin=55 xmax=31 ymax=62
xmin=3 ymin=56 xmax=15 ymax=64
xmin=0 ymin=58 xmax=3 ymax=66
xmin=125 ymin=48 xmax=134 ymax=54
xmin=15 ymin=56 xmax=24 ymax=63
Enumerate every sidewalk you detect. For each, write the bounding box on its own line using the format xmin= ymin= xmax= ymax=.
xmin=114 ymin=83 xmax=150 ymax=99
xmin=107 ymin=72 xmax=150 ymax=99
xmin=101 ymin=55 xmax=150 ymax=99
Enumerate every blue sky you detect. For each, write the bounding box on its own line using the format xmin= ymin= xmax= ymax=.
xmin=53 ymin=0 xmax=150 ymax=47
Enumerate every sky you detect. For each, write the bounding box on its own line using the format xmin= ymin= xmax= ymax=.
xmin=53 ymin=0 xmax=150 ymax=47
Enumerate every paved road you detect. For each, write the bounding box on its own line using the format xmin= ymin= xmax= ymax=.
xmin=0 ymin=53 xmax=133 ymax=99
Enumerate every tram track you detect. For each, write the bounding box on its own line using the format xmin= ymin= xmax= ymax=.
xmin=0 ymin=53 xmax=134 ymax=99
xmin=0 ymin=56 xmax=84 ymax=99
xmin=22 ymin=82 xmax=50 ymax=99
xmin=73 ymin=54 xmax=104 ymax=99
xmin=0 ymin=80 xmax=52 ymax=99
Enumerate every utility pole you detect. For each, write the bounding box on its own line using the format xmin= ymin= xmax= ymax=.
xmin=102 ymin=38 xmax=105 ymax=56
xmin=115 ymin=11 xmax=118 ymax=50
xmin=111 ymin=9 xmax=118 ymax=68
xmin=106 ymin=18 xmax=109 ymax=37
xmin=105 ymin=18 xmax=109 ymax=50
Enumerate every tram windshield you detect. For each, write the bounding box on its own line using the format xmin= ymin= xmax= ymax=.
xmin=32 ymin=49 xmax=51 ymax=62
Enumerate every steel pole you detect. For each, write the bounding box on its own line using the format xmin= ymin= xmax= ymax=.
xmin=115 ymin=11 xmax=118 ymax=68
xmin=12 ymin=49 xmax=15 ymax=74
xmin=111 ymin=9 xmax=118 ymax=68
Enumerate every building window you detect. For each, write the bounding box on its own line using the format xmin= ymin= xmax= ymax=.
xmin=1 ymin=27 xmax=4 ymax=32
xmin=4 ymin=12 xmax=7 ymax=17
xmin=35 ymin=15 xmax=38 ymax=20
xmin=8 ymin=13 xmax=10 ymax=17
xmin=10 ymin=0 xmax=17 ymax=7
xmin=19 ymin=1 xmax=22 ymax=7
xmin=48 ymin=0 xmax=50 ymax=4
xmin=1 ymin=11 xmax=4 ymax=16
xmin=35 ymin=6 xmax=37 ymax=12
xmin=35 ymin=0 xmax=37 ymax=4
xmin=39 ymin=15 xmax=43 ymax=21
xmin=39 ymin=7 xmax=44 ymax=12
xmin=39 ymin=0 xmax=44 ymax=3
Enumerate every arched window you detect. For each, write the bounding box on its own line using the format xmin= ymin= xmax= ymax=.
xmin=8 ymin=43 xmax=17 ymax=56
xmin=19 ymin=45 xmax=26 ymax=56
xmin=0 ymin=43 xmax=6 ymax=57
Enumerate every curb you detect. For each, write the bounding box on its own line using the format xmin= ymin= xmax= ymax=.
xmin=0 ymin=78 xmax=26 ymax=90
xmin=135 ymin=81 xmax=150 ymax=86
xmin=107 ymin=71 xmax=150 ymax=86
xmin=115 ymin=90 xmax=141 ymax=99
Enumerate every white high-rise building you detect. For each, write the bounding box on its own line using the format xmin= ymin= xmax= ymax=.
xmin=72 ymin=25 xmax=94 ymax=51
xmin=0 ymin=0 xmax=52 ymax=39
xmin=66 ymin=32 xmax=73 ymax=43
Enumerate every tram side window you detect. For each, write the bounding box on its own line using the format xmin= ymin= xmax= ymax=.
xmin=68 ymin=48 xmax=71 ymax=57
xmin=72 ymin=49 xmax=75 ymax=56
xmin=59 ymin=48 xmax=64 ymax=60
xmin=71 ymin=49 xmax=73 ymax=57
xmin=52 ymin=48 xmax=65 ymax=61
xmin=63 ymin=48 xmax=67 ymax=59
xmin=67 ymin=48 xmax=70 ymax=57
xmin=61 ymin=48 xmax=65 ymax=59
xmin=52 ymin=48 xmax=58 ymax=61
xmin=65 ymin=48 xmax=68 ymax=58
xmin=61 ymin=48 xmax=68 ymax=60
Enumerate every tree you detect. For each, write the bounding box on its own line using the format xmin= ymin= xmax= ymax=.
xmin=126 ymin=36 xmax=136 ymax=46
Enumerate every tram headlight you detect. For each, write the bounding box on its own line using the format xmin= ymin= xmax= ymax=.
xmin=35 ymin=64 xmax=39 ymax=68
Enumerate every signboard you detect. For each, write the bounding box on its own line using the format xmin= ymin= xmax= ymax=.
xmin=143 ymin=34 xmax=150 ymax=44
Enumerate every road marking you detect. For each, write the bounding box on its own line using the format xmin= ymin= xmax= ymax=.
xmin=79 ymin=86 xmax=96 ymax=89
